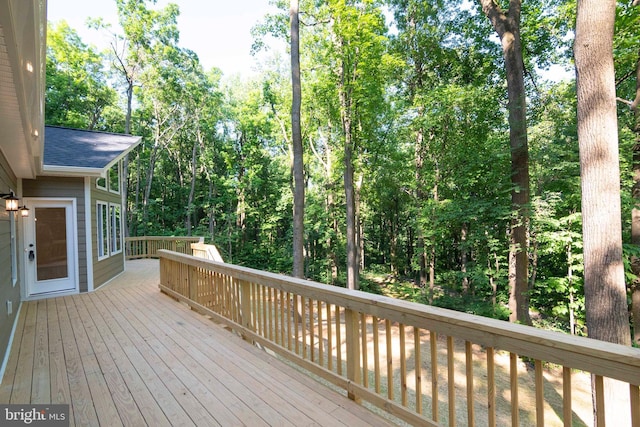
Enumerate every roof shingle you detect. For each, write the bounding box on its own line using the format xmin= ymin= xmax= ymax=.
xmin=44 ymin=126 xmax=141 ymax=170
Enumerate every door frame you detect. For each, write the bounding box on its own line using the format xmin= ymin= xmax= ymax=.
xmin=22 ymin=197 xmax=79 ymax=300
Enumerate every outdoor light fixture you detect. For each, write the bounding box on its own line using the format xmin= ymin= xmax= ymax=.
xmin=0 ymin=192 xmax=19 ymax=212
xmin=19 ymin=206 xmax=29 ymax=217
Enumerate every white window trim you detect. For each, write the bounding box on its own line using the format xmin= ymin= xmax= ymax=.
xmin=96 ymin=176 xmax=107 ymax=191
xmin=108 ymin=162 xmax=121 ymax=195
xmin=109 ymin=203 xmax=122 ymax=255
xmin=97 ymin=201 xmax=109 ymax=261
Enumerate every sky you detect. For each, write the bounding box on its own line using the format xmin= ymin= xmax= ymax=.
xmin=47 ymin=0 xmax=284 ymax=78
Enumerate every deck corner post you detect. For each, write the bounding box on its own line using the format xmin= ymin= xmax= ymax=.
xmin=345 ymin=307 xmax=362 ymax=402
xmin=159 ymin=254 xmax=166 ymax=287
xmin=240 ymin=280 xmax=254 ymax=342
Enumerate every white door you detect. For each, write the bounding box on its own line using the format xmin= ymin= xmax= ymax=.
xmin=24 ymin=199 xmax=78 ymax=297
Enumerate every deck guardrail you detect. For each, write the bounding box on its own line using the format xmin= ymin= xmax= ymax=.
xmin=191 ymin=242 xmax=224 ymax=262
xmin=158 ymin=250 xmax=640 ymax=427
xmin=125 ymin=236 xmax=203 ymax=259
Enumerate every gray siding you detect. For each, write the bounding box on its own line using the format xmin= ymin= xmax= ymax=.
xmin=91 ymin=177 xmax=124 ymax=288
xmin=0 ymin=151 xmax=20 ymax=366
xmin=22 ymin=177 xmax=88 ymax=292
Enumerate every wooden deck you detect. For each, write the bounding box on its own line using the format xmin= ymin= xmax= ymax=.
xmin=0 ymin=260 xmax=393 ymax=426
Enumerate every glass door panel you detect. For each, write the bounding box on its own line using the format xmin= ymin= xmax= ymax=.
xmin=35 ymin=207 xmax=68 ymax=281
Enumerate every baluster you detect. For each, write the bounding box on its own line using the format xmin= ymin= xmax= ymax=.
xmin=466 ymin=341 xmax=475 ymax=427
xmin=361 ymin=313 xmax=368 ymax=388
xmin=414 ymin=327 xmax=422 ymax=414
xmin=400 ymin=323 xmax=407 ymax=406
xmin=432 ymin=331 xmax=439 ymax=423
xmin=373 ymin=316 xmax=380 ymax=394
xmin=510 ymin=353 xmax=519 ymax=427
xmin=327 ymin=303 xmax=333 ymax=371
xmin=535 ymin=360 xmax=543 ymax=427
xmin=448 ymin=336 xmax=455 ymax=427
xmin=487 ymin=347 xmax=496 ymax=427
xmin=386 ymin=319 xmax=393 ymax=400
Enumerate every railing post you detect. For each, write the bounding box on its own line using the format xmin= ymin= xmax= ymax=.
xmin=345 ymin=307 xmax=361 ymax=402
xmin=239 ymin=280 xmax=253 ymax=342
xmin=189 ymin=265 xmax=197 ymax=302
xmin=159 ymin=254 xmax=166 ymax=286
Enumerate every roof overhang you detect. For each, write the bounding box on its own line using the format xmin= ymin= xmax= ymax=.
xmin=40 ymin=165 xmax=106 ymax=178
xmin=40 ymin=133 xmax=142 ymax=177
xmin=0 ymin=0 xmax=46 ymax=179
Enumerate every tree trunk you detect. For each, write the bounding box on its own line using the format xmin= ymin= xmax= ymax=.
xmin=415 ymin=126 xmax=428 ymax=287
xmin=142 ymin=134 xmax=160 ymax=235
xmin=186 ymin=128 xmax=200 ymax=236
xmin=428 ymin=159 xmax=439 ymax=303
xmin=339 ymin=41 xmax=358 ymax=291
xmin=461 ymin=222 xmax=469 ymax=295
xmin=291 ymin=0 xmax=305 ymax=279
xmin=567 ymin=241 xmax=575 ymax=335
xmin=356 ymin=173 xmax=364 ymax=272
xmin=633 ymin=137 xmax=640 ymax=345
xmin=575 ymin=0 xmax=632 ymax=424
xmin=121 ymin=80 xmax=133 ymax=238
xmin=630 ymin=49 xmax=640 ymax=347
xmin=130 ymin=149 xmax=141 ymax=237
xmin=208 ymin=178 xmax=216 ymax=238
xmin=344 ymin=130 xmax=358 ymax=290
xmin=479 ymin=0 xmax=531 ymax=325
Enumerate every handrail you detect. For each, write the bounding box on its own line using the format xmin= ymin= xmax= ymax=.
xmin=191 ymin=242 xmax=224 ymax=262
xmin=125 ymin=236 xmax=203 ymax=259
xmin=158 ymin=250 xmax=640 ymax=426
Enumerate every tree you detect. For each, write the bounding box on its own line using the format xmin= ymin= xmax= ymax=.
xmin=575 ymin=0 xmax=632 ymax=424
xmin=46 ymin=21 xmax=118 ymax=130
xmin=478 ymin=0 xmax=531 ymax=325
xmin=291 ymin=0 xmax=305 ymax=279
xmin=614 ymin=0 xmax=640 ymax=346
xmin=92 ymin=0 xmax=180 ymax=235
xmin=326 ymin=0 xmax=391 ymax=290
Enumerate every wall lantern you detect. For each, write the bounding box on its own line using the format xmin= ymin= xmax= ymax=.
xmin=0 ymin=192 xmax=28 ymax=216
xmin=1 ymin=192 xmax=19 ymax=212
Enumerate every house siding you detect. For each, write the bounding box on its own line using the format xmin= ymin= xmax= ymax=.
xmin=0 ymin=151 xmax=20 ymax=367
xmin=22 ymin=177 xmax=88 ymax=292
xmin=91 ymin=177 xmax=124 ymax=289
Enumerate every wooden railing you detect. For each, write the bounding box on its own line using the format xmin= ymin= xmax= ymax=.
xmin=158 ymin=250 xmax=640 ymax=427
xmin=125 ymin=236 xmax=203 ymax=259
xmin=191 ymin=242 xmax=224 ymax=262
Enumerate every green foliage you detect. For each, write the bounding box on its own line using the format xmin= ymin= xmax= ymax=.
xmin=46 ymin=21 xmax=120 ymax=129
xmin=44 ymin=0 xmax=638 ymax=336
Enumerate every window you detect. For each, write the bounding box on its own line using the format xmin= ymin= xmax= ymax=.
xmin=110 ymin=204 xmax=122 ymax=254
xmin=109 ymin=163 xmax=120 ymax=194
xmin=10 ymin=212 xmax=16 ymax=286
xmin=96 ymin=161 xmax=120 ymax=192
xmin=97 ymin=202 xmax=109 ymax=259
xmin=96 ymin=176 xmax=107 ymax=190
xmin=97 ymin=201 xmax=123 ymax=259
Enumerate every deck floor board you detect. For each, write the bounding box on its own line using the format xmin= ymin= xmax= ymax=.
xmin=0 ymin=260 xmax=393 ymax=427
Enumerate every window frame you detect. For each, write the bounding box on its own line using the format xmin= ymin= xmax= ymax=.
xmin=96 ymin=176 xmax=107 ymax=191
xmin=109 ymin=203 xmax=122 ymax=255
xmin=96 ymin=201 xmax=110 ymax=260
xmin=108 ymin=162 xmax=120 ymax=194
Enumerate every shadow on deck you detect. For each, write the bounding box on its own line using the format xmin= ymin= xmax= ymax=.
xmin=0 ymin=259 xmax=392 ymax=426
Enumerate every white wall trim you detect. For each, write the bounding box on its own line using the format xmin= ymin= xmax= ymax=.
xmin=0 ymin=302 xmax=22 ymax=385
xmin=84 ymin=177 xmax=94 ymax=292
xmin=22 ymin=197 xmax=80 ymax=298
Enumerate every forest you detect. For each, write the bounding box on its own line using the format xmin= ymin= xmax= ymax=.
xmin=45 ymin=0 xmax=640 ymax=346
